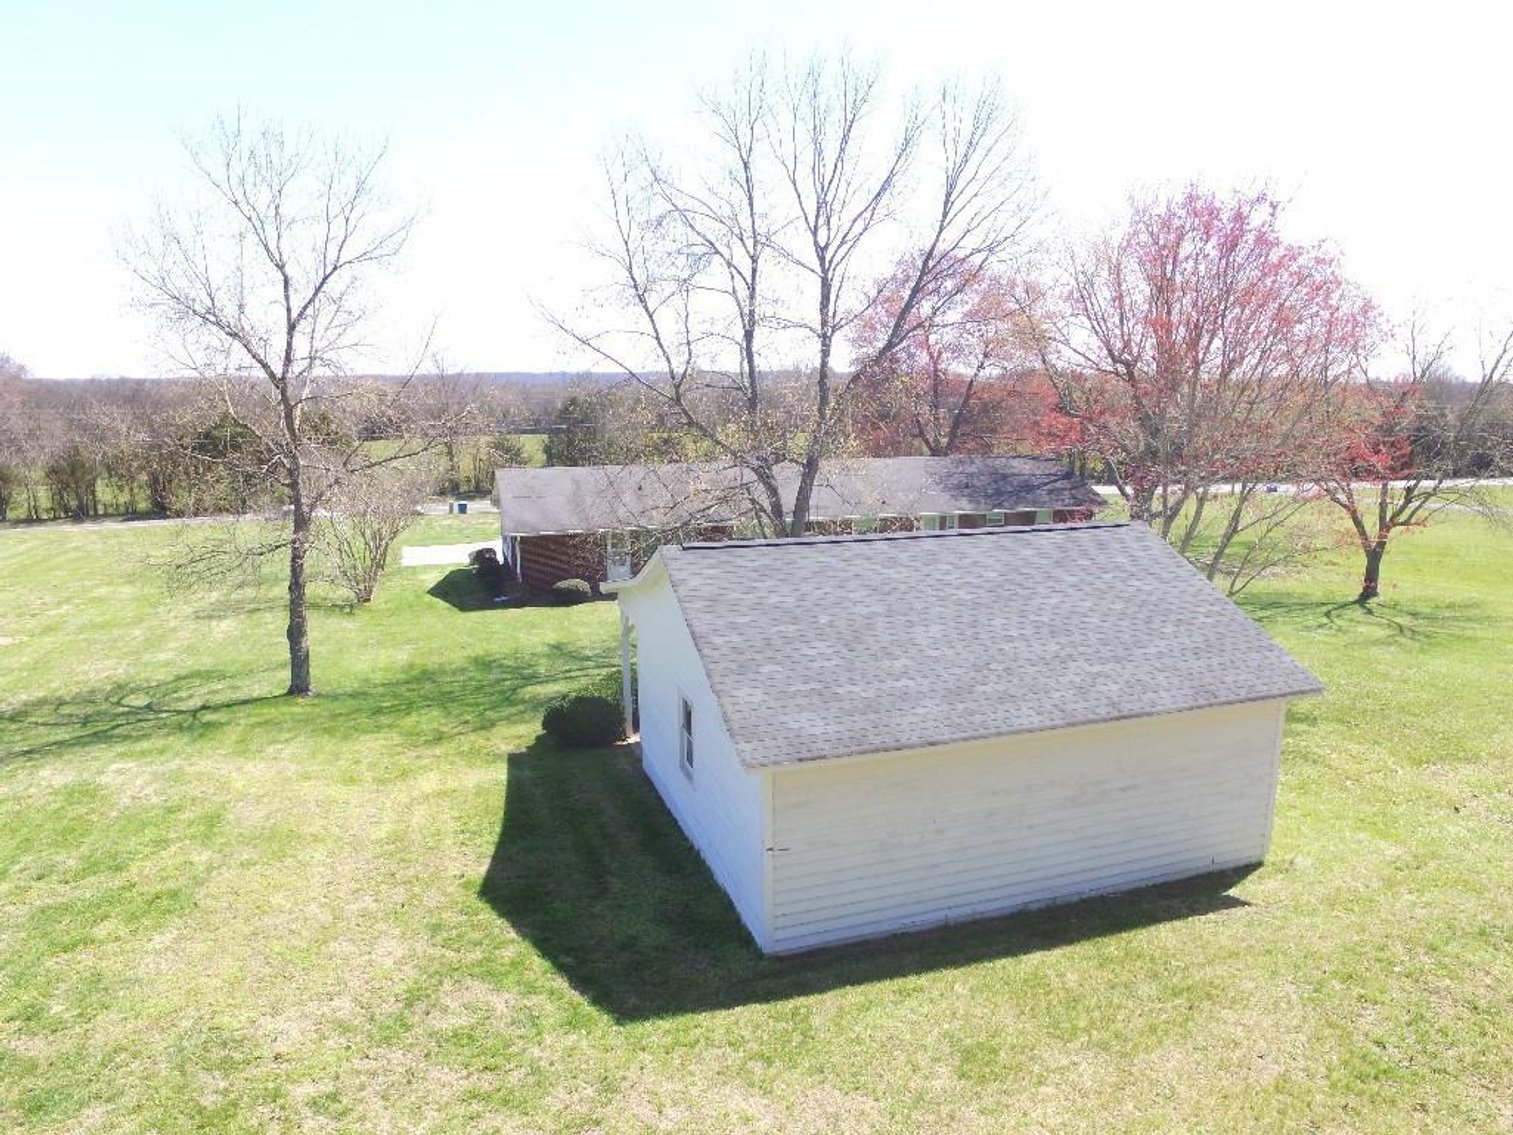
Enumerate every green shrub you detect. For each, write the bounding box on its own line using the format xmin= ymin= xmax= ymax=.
xmin=542 ymin=670 xmax=626 ymax=748
xmin=551 ymin=578 xmax=593 ymax=605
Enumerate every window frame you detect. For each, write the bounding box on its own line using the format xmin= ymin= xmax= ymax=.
xmin=678 ymin=694 xmax=695 ymax=780
xmin=605 ymin=530 xmax=634 ymax=581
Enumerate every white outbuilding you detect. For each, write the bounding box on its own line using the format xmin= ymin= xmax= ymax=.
xmin=607 ymin=522 xmax=1321 ymax=955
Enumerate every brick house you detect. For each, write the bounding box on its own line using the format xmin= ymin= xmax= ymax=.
xmin=495 ymin=455 xmax=1105 ymax=591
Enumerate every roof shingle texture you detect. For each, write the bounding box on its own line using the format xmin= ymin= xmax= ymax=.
xmin=656 ymin=523 xmax=1322 ymax=768
xmin=497 ymin=455 xmax=1104 ymax=535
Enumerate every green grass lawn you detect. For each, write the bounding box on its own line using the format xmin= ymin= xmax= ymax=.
xmin=1 ymin=513 xmax=1510 ymax=1133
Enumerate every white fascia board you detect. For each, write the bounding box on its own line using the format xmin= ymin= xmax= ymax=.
xmin=600 ymin=549 xmax=669 ymax=596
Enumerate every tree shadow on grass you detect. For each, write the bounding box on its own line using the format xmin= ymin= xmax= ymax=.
xmin=0 ymin=649 xmax=615 ymax=767
xmin=1244 ymin=593 xmax=1485 ymax=644
xmin=478 ymin=741 xmax=1254 ymax=1023
xmin=0 ymin=670 xmax=285 ymax=765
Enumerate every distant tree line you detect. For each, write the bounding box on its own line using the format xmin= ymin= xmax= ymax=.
xmin=0 ymin=369 xmax=559 ymax=522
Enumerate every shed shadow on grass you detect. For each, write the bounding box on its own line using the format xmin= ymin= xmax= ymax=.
xmin=427 ymin=568 xmax=501 ymax=612
xmin=428 ymin=569 xmax=557 ymax=611
xmin=479 ymin=741 xmax=1254 ymax=1023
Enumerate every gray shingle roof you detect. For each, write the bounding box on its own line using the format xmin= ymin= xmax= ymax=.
xmin=496 ymin=456 xmax=1104 ymax=535
xmin=650 ymin=523 xmax=1322 ymax=768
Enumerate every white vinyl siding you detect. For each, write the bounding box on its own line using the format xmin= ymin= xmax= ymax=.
xmin=618 ymin=571 xmax=770 ymax=947
xmin=764 ymin=699 xmax=1288 ymax=953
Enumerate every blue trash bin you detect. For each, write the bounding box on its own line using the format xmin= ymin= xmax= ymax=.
xmin=456 ymin=500 xmax=469 ymax=514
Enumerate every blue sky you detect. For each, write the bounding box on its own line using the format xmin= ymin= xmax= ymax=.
xmin=3 ymin=0 xmax=1510 ymax=377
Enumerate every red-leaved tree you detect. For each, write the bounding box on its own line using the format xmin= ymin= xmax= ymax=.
xmin=1036 ymin=185 xmax=1378 ymax=590
xmin=1317 ymin=321 xmax=1513 ymax=601
xmin=849 ymin=257 xmax=1044 ymax=456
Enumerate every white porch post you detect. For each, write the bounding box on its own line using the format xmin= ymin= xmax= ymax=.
xmin=619 ymin=611 xmax=634 ymax=739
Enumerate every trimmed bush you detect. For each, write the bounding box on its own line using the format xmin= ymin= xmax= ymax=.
xmin=552 ymin=578 xmax=593 ymax=605
xmin=542 ymin=691 xmax=625 ymax=749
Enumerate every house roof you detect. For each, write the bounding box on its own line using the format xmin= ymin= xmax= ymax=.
xmin=632 ymin=523 xmax=1322 ymax=768
xmin=495 ymin=456 xmax=1104 ymax=536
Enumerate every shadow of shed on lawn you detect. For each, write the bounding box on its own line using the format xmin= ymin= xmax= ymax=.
xmin=478 ymin=742 xmax=1254 ymax=1023
xmin=426 ymin=568 xmax=502 ymax=612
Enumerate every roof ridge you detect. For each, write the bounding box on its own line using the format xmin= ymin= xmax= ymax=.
xmin=680 ymin=520 xmax=1129 ymax=552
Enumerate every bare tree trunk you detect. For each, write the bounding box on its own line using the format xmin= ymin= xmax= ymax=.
xmin=286 ymin=531 xmax=314 ymax=696
xmin=286 ymin=455 xmax=314 ymax=697
xmin=1358 ymin=540 xmax=1387 ymax=604
xmin=788 ymin=452 xmax=822 ymax=536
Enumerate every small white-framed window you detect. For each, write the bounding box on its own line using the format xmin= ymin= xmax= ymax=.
xmin=921 ymin=513 xmax=957 ymax=531
xmin=605 ymin=531 xmax=633 ymax=581
xmin=986 ymin=510 xmax=1007 ymax=527
xmin=679 ymin=695 xmax=695 ymax=780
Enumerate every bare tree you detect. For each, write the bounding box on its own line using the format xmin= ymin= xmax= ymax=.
xmin=1317 ymin=321 xmax=1513 ymax=602
xmin=126 ymin=115 xmax=448 ymax=696
xmin=323 ymin=464 xmax=428 ymax=604
xmin=0 ymin=360 xmax=29 ymax=519
xmin=549 ymin=55 xmax=1037 ymax=535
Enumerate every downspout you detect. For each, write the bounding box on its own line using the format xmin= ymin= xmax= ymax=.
xmin=619 ymin=611 xmax=635 ymax=740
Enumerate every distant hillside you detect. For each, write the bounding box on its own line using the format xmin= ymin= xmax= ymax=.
xmin=20 ymin=370 xmax=621 ymax=387
xmin=461 ymin=372 xmax=620 ymax=386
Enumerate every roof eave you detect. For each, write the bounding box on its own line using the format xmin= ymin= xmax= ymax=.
xmin=737 ymin=684 xmax=1324 ymax=771
xmin=601 ymin=550 xmax=670 ymax=595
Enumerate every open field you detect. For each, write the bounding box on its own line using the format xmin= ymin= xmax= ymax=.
xmin=1 ymin=514 xmax=1510 ymax=1133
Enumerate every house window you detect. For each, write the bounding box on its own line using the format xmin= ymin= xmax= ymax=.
xmin=986 ymin=511 xmax=1007 ymax=527
xmin=921 ymin=513 xmax=957 ymax=531
xmin=679 ymin=696 xmax=695 ymax=779
xmin=605 ymin=531 xmax=633 ymax=581
xmin=1035 ymin=509 xmax=1054 ymax=525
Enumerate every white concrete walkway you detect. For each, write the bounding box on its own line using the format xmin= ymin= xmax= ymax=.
xmin=400 ymin=539 xmax=502 ymax=567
